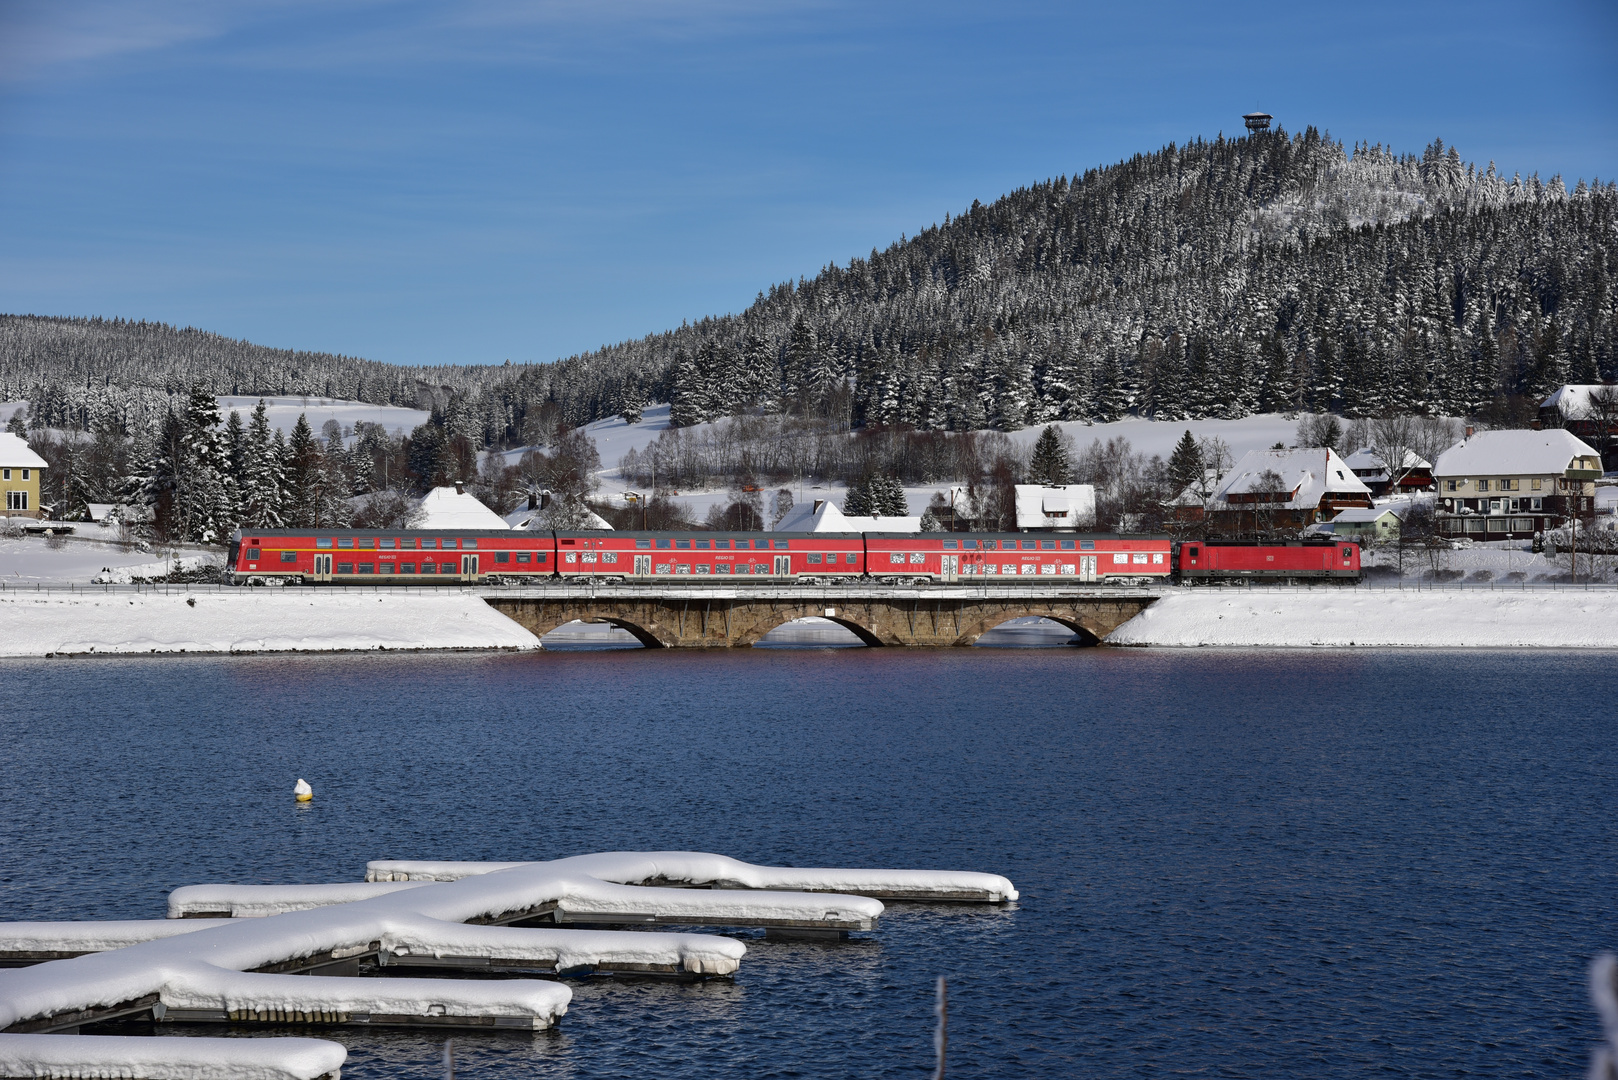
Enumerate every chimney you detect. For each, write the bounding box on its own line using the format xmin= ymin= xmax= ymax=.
xmin=1464 ymin=425 xmax=1474 ymax=439
xmin=1529 ymin=419 xmax=1543 ymax=431
xmin=527 ymin=492 xmax=537 ymax=511
xmin=454 ymin=481 xmax=464 ymax=494
xmin=813 ymin=500 xmax=825 ymax=512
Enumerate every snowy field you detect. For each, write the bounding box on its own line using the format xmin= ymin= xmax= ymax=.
xmin=0 ymin=592 xmax=539 ymax=658
xmin=214 ymin=395 xmax=430 ymax=439
xmin=1109 ymin=588 xmax=1618 ymax=648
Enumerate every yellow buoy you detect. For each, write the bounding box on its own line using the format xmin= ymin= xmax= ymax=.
xmin=294 ymin=778 xmax=313 ymax=802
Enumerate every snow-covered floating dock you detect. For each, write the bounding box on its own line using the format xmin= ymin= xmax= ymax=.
xmin=0 ymin=851 xmax=1016 ymax=1080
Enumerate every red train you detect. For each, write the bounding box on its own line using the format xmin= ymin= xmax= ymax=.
xmin=226 ymin=530 xmax=1359 ymax=586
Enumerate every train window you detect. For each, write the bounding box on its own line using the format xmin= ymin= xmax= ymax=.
xmin=695 ymin=540 xmax=711 ymax=549
xmin=337 ymin=562 xmax=354 ymax=573
xmin=715 ymin=563 xmax=731 ymax=573
xmin=909 ymin=553 xmax=925 ymax=564
xmin=676 ymin=539 xmax=691 ymax=549
xmin=537 ymin=554 xmax=549 ymax=563
xmin=1342 ymin=547 xmax=1353 ymax=559
xmin=246 ymin=548 xmax=261 ymax=560
xmin=943 ymin=540 xmax=958 ymax=549
xmin=317 ymin=537 xmax=333 ymax=549
xmin=280 ymin=552 xmax=296 ymax=563
xmin=1152 ymin=553 xmax=1165 ymax=564
xmin=379 ymin=562 xmax=394 ymax=572
xmin=773 ymin=540 xmax=789 ymax=549
xmin=358 ymin=563 xmax=375 ymax=574
xmin=1040 ymin=540 xmax=1055 ymax=549
xmin=715 ymin=539 xmax=731 ymax=549
xmin=890 ymin=553 xmax=905 ymax=564
xmin=1132 ymin=554 xmax=1148 ymax=564
xmin=1112 ymin=554 xmax=1128 ymax=565
xmin=735 ymin=563 xmax=750 ymax=573
xmin=676 ymin=564 xmax=690 ymax=574
xmin=400 ymin=562 xmax=416 ymax=573
xmin=359 ymin=539 xmax=375 ymax=549
xmin=750 ymin=539 xmax=766 ymax=549
xmin=603 ymin=552 xmax=617 ymax=563
xmin=1021 ymin=540 xmax=1036 ymax=550
xmin=1186 ymin=546 xmax=1199 ymax=558
xmin=380 ymin=539 xmax=396 ymax=550
xmin=1060 ymin=540 xmax=1075 ymax=550
xmin=438 ymin=562 xmax=454 ymax=573
xmin=808 ymin=553 xmax=823 ymax=564
xmin=636 ymin=539 xmax=651 ymax=548
xmin=1080 ymin=540 xmax=1094 ymax=550
xmin=338 ymin=538 xmax=354 ymax=549
xmin=964 ymin=540 xmax=978 ymax=549
xmin=696 ymin=564 xmax=709 ymax=573
xmin=420 ymin=562 xmax=437 ymax=574
xmin=846 ymin=553 xmax=857 ymax=563
xmin=496 ymin=552 xmax=511 ymax=564
xmin=560 ymin=538 xmax=575 ymax=545
xmin=464 ymin=539 xmax=477 ymax=549
xmin=981 ymin=540 xmax=997 ymax=550
xmin=516 ymin=552 xmax=531 ymax=563
xmin=656 ymin=539 xmax=670 ymax=548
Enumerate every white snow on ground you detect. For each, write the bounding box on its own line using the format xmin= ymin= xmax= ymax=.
xmin=169 ymin=882 xmax=429 ymax=918
xmin=0 ymin=1035 xmax=345 ymax=1080
xmin=214 ymin=396 xmax=430 ymax=440
xmin=1109 ymin=588 xmax=1618 ymax=648
xmin=0 ymin=920 xmax=229 ymax=954
xmin=0 ymin=532 xmax=219 ymax=585
xmin=0 ymin=592 xmax=539 ymax=657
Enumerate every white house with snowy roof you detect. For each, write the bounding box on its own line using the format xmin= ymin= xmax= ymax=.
xmin=1205 ymin=447 xmax=1373 ymax=534
xmin=772 ymin=497 xmax=920 ymax=533
xmin=1014 ymin=484 xmax=1096 ymax=531
xmin=413 ymin=485 xmax=510 ymax=530
xmin=1432 ymin=428 xmax=1602 ymax=540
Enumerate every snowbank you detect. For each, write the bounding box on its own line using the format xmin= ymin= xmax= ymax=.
xmin=0 ymin=592 xmax=539 ymax=657
xmin=1109 ymin=588 xmax=1618 ymax=648
xmin=169 ymin=883 xmax=428 ymax=919
xmin=0 ymin=1034 xmax=344 ymax=1080
xmin=0 ymin=920 xmax=228 ymax=955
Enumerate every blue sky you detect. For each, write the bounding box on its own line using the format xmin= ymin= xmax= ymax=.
xmin=1 ymin=0 xmax=1614 ymax=368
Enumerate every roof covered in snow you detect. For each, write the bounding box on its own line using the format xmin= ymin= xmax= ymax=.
xmin=1329 ymin=506 xmax=1402 ymax=524
xmin=0 ymin=433 xmax=47 ymax=469
xmin=1342 ymin=447 xmax=1432 ymax=473
xmin=1209 ymin=447 xmax=1372 ymax=510
xmin=1431 ymin=428 xmax=1601 ymax=477
xmin=773 ymin=498 xmax=920 ymax=533
xmin=1540 ymin=384 xmax=1618 ymax=421
xmin=413 ymin=486 xmax=509 ymax=530
xmin=1014 ymin=484 xmax=1096 ymax=530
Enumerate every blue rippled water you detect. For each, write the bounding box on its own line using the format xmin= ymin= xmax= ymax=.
xmin=1 ymin=648 xmax=1614 ymax=1078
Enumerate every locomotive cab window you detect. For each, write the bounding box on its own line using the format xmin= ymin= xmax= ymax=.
xmin=245 ymin=548 xmax=260 ymax=560
xmin=1186 ymin=546 xmax=1199 ymax=559
xmin=1342 ymin=547 xmax=1353 ymax=559
xmin=280 ymin=552 xmax=296 ymax=563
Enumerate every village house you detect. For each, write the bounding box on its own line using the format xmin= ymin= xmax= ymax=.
xmin=1014 ymin=484 xmax=1096 ymax=531
xmin=1539 ymin=384 xmax=1618 ymax=468
xmin=1205 ymin=447 xmax=1373 ymax=535
xmin=0 ymin=433 xmax=47 ymax=519
xmin=1314 ymin=505 xmax=1402 ymax=543
xmin=1432 ymin=428 xmax=1602 ymax=541
xmin=1342 ymin=447 xmax=1434 ymax=497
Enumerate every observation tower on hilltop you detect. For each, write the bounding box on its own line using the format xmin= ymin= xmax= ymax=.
xmin=1243 ymin=111 xmax=1273 ymax=133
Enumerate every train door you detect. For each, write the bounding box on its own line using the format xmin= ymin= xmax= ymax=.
xmin=1079 ymin=555 xmax=1097 ymax=582
xmin=634 ymin=554 xmax=651 ymax=576
xmin=773 ymin=555 xmax=791 ymax=578
xmin=460 ymin=554 xmax=479 ymax=583
xmin=312 ymin=554 xmax=332 ymax=583
xmin=941 ymin=554 xmax=958 ymax=582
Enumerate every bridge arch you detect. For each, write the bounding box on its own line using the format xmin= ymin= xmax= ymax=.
xmin=951 ymin=611 xmax=1105 ymax=648
xmin=734 ymin=615 xmax=885 ymax=649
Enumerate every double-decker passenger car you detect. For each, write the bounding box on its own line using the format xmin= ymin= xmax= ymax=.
xmin=228 ymin=529 xmax=556 ymax=585
xmin=553 ymin=532 xmax=865 ymax=583
xmin=864 ymin=533 xmax=1172 ymax=584
xmin=1174 ymin=539 xmax=1360 ymax=582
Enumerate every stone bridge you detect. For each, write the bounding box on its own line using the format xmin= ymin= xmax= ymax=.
xmin=483 ymin=585 xmax=1159 ymax=648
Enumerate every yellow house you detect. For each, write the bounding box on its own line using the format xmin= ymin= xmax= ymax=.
xmin=0 ymin=433 xmax=47 ymax=519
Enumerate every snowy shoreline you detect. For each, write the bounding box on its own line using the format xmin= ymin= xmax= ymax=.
xmin=1107 ymin=588 xmax=1618 ymax=649
xmin=0 ymin=592 xmax=540 ymax=658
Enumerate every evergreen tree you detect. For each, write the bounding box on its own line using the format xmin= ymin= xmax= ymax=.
xmin=869 ymin=474 xmax=909 ymax=516
xmin=1027 ymin=425 xmax=1072 ymax=485
xmin=843 ymin=476 xmax=874 ymax=516
xmin=284 ymin=413 xmax=322 ymax=527
xmin=1166 ymin=430 xmax=1204 ymax=494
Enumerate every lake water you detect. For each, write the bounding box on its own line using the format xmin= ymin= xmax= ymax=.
xmin=2 ymin=648 xmax=1614 ymax=1078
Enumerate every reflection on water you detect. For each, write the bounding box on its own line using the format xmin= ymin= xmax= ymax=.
xmin=542 ymin=615 xmax=1080 ymax=649
xmin=2 ymin=649 xmax=1615 ymax=1078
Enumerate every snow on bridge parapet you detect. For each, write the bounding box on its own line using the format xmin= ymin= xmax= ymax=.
xmin=0 ymin=851 xmax=1016 ymax=1080
xmin=365 ymin=852 xmax=1021 ymax=903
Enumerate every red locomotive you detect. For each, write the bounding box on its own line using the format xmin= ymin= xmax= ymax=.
xmin=226 ymin=530 xmax=1356 ymax=586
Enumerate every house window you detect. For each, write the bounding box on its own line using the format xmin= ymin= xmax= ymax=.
xmin=6 ymin=491 xmax=28 ymax=510
xmin=1445 ymin=480 xmax=1458 ymax=492
xmin=1531 ymin=498 xmax=1543 ymax=510
xmin=1 ymin=469 xmax=8 ymax=480
xmin=1476 ymin=480 xmax=1488 ymax=492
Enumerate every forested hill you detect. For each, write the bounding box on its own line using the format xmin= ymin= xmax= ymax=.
xmin=0 ymin=315 xmax=518 ymax=426
xmin=532 ymin=128 xmax=1617 ymax=432
xmin=7 ymin=128 xmax=1617 ymax=444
